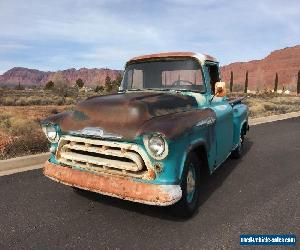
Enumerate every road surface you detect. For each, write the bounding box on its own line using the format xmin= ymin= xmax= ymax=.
xmin=0 ymin=117 xmax=299 ymax=249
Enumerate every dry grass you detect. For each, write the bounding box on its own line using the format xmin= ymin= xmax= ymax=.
xmin=243 ymin=95 xmax=300 ymax=118
xmin=0 ymin=106 xmax=73 ymax=160
xmin=0 ymin=89 xmax=100 ymax=106
xmin=0 ymin=105 xmax=73 ymax=121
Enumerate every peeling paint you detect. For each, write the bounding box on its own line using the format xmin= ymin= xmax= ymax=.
xmin=44 ymin=161 xmax=182 ymax=206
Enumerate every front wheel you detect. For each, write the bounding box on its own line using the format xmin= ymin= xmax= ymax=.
xmin=172 ymin=153 xmax=201 ymax=218
xmin=231 ymin=133 xmax=244 ymax=159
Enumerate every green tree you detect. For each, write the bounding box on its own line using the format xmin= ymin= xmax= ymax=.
xmin=116 ymin=73 xmax=122 ymax=85
xmin=244 ymin=71 xmax=248 ymax=94
xmin=95 ymin=85 xmax=104 ymax=92
xmin=75 ymin=78 xmax=84 ymax=88
xmin=229 ymin=71 xmax=233 ymax=93
xmin=297 ymin=70 xmax=300 ymax=95
xmin=45 ymin=80 xmax=54 ymax=90
xmin=111 ymin=73 xmax=122 ymax=92
xmin=52 ymin=72 xmax=70 ymax=103
xmin=274 ymin=73 xmax=278 ymax=92
xmin=15 ymin=82 xmax=25 ymax=90
xmin=105 ymin=75 xmax=113 ymax=92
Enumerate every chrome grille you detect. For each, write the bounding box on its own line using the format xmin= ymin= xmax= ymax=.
xmin=56 ymin=135 xmax=149 ymax=178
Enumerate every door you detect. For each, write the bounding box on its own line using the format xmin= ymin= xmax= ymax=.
xmin=206 ymin=63 xmax=233 ymax=166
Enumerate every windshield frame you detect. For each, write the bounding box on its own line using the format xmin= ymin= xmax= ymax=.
xmin=121 ymin=57 xmax=207 ymax=94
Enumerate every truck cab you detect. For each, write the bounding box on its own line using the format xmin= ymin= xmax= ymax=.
xmin=42 ymin=52 xmax=249 ymax=217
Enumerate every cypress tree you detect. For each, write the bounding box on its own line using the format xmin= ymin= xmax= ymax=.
xmin=244 ymin=71 xmax=248 ymax=93
xmin=274 ymin=73 xmax=278 ymax=92
xmin=230 ymin=71 xmax=233 ymax=92
xmin=297 ymin=70 xmax=300 ymax=95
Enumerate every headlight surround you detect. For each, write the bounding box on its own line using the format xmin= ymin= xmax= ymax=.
xmin=144 ymin=134 xmax=168 ymax=160
xmin=43 ymin=124 xmax=60 ymax=143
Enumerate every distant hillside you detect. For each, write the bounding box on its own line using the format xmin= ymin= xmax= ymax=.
xmin=1 ymin=44 xmax=300 ymax=90
xmin=0 ymin=67 xmax=122 ymax=87
xmin=221 ymin=45 xmax=300 ymax=90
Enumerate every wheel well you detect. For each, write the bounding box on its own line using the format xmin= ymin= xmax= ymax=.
xmin=190 ymin=144 xmax=210 ymax=176
xmin=242 ymin=122 xmax=248 ymax=135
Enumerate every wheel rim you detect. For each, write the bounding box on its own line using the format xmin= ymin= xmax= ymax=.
xmin=186 ymin=163 xmax=196 ymax=203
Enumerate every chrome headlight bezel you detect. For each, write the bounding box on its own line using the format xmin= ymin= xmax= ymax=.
xmin=42 ymin=124 xmax=60 ymax=143
xmin=143 ymin=134 xmax=168 ymax=160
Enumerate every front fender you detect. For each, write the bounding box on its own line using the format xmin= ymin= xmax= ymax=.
xmin=145 ymin=124 xmax=214 ymax=185
xmin=233 ymin=103 xmax=249 ymax=146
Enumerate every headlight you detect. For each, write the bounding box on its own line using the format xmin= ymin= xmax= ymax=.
xmin=43 ymin=124 xmax=60 ymax=143
xmin=148 ymin=136 xmax=165 ymax=156
xmin=144 ymin=134 xmax=168 ymax=160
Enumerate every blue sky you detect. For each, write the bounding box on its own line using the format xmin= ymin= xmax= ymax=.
xmin=0 ymin=0 xmax=300 ymax=74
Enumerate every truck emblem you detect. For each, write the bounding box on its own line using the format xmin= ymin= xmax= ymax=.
xmin=70 ymin=127 xmax=122 ymax=139
xmin=81 ymin=127 xmax=104 ymax=137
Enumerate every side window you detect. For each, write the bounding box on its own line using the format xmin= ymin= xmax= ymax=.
xmin=207 ymin=64 xmax=220 ymax=94
xmin=132 ymin=69 xmax=143 ymax=89
xmin=127 ymin=69 xmax=143 ymax=89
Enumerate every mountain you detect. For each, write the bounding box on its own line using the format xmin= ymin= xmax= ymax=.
xmin=1 ymin=44 xmax=300 ymax=90
xmin=220 ymin=45 xmax=300 ymax=90
xmin=0 ymin=67 xmax=122 ymax=87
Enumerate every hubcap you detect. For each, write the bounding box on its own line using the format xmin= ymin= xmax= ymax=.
xmin=186 ymin=164 xmax=196 ymax=203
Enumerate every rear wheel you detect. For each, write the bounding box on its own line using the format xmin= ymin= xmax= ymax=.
xmin=172 ymin=153 xmax=201 ymax=218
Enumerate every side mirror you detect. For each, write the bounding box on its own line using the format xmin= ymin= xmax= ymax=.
xmin=215 ymin=82 xmax=226 ymax=97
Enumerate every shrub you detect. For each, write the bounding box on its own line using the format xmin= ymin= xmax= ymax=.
xmin=8 ymin=116 xmax=38 ymax=136
xmin=2 ymin=97 xmax=16 ymax=105
xmin=76 ymin=78 xmax=84 ymax=88
xmin=45 ymin=81 xmax=54 ymax=90
xmin=0 ymin=112 xmax=49 ymax=159
xmin=15 ymin=97 xmax=26 ymax=106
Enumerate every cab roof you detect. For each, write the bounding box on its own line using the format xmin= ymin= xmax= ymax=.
xmin=127 ymin=52 xmax=218 ymax=65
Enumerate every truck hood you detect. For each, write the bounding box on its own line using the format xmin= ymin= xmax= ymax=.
xmin=42 ymin=91 xmax=215 ymax=140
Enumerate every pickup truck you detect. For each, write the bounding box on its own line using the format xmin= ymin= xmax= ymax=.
xmin=42 ymin=52 xmax=249 ymax=217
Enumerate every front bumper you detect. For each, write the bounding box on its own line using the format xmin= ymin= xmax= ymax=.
xmin=44 ymin=161 xmax=182 ymax=206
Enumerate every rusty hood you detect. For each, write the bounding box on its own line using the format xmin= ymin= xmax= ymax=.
xmin=42 ymin=91 xmax=214 ymax=140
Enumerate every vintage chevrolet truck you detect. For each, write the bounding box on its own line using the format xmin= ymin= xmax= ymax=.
xmin=42 ymin=52 xmax=249 ymax=217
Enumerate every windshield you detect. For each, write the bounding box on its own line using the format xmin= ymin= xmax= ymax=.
xmin=122 ymin=58 xmax=206 ymax=93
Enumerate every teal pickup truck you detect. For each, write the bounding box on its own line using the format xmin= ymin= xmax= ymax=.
xmin=42 ymin=52 xmax=249 ymax=217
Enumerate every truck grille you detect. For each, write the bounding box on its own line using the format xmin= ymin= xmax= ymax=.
xmin=56 ymin=135 xmax=151 ymax=179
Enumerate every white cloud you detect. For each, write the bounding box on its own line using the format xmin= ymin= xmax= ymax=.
xmin=0 ymin=0 xmax=300 ymax=71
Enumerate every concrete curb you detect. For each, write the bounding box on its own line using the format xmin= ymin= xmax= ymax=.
xmin=0 ymin=111 xmax=300 ymax=176
xmin=249 ymin=111 xmax=300 ymax=126
xmin=0 ymin=152 xmax=50 ymax=173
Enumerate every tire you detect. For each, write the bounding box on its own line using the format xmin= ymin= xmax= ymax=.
xmin=172 ymin=153 xmax=201 ymax=218
xmin=231 ymin=133 xmax=244 ymax=159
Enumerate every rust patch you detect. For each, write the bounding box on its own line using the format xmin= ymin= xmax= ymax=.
xmin=43 ymin=161 xmax=181 ymax=206
xmin=138 ymin=108 xmax=216 ymax=139
xmin=127 ymin=51 xmax=217 ymax=65
xmin=42 ymin=92 xmax=201 ymax=140
xmin=129 ymin=52 xmax=197 ymax=61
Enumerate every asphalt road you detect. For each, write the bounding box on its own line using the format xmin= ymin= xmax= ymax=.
xmin=0 ymin=118 xmax=299 ymax=249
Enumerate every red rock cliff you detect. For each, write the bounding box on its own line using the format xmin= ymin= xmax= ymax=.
xmin=221 ymin=45 xmax=300 ymax=90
